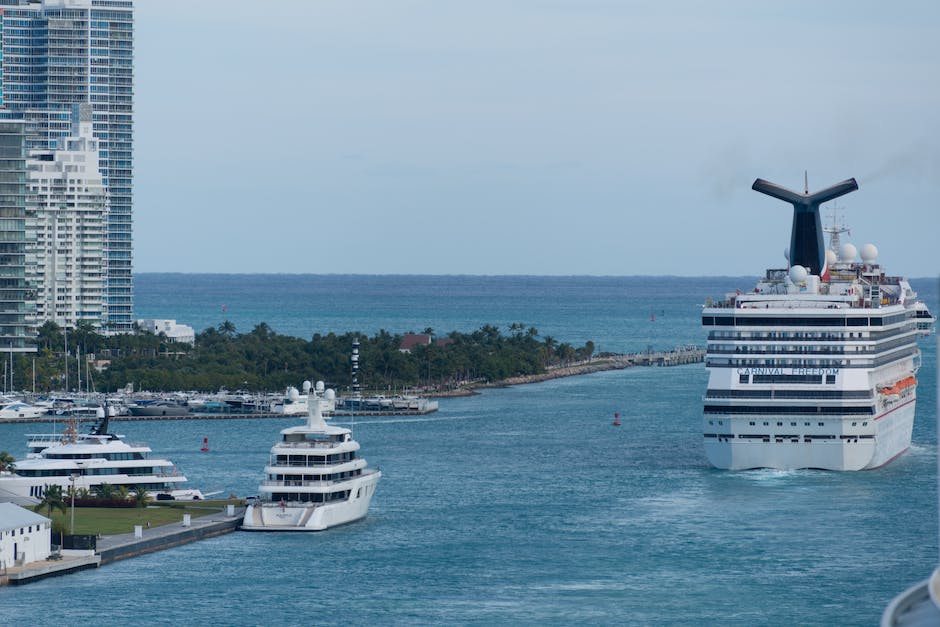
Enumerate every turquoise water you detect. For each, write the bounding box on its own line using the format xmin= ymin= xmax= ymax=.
xmin=1 ymin=275 xmax=937 ymax=625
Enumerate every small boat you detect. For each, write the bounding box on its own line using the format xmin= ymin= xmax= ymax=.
xmin=0 ymin=401 xmax=47 ymax=420
xmin=128 ymin=400 xmax=190 ymax=417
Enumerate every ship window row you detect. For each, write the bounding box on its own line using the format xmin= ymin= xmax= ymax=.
xmin=705 ymin=433 xmax=874 ymax=443
xmin=732 ymin=420 xmax=871 ymax=427
xmin=274 ymin=452 xmax=356 ymax=466
xmin=283 ymin=433 xmax=348 ymax=444
xmin=739 ymin=374 xmax=832 ymax=384
xmin=16 ymin=466 xmax=163 ymax=477
xmin=708 ymin=329 xmax=907 ymax=342
xmin=269 ymin=490 xmax=351 ymax=503
xmin=706 ymin=389 xmax=872 ymax=400
xmin=704 ymin=404 xmax=875 ymax=415
xmin=268 ymin=469 xmax=362 ymax=484
xmin=703 ymin=314 xmax=911 ymax=327
xmin=708 ymin=348 xmax=919 ymax=369
xmin=44 ymin=451 xmax=145 ymax=460
xmin=708 ymin=335 xmax=916 ymax=356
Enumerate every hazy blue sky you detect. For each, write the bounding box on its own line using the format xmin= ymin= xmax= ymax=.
xmin=134 ymin=1 xmax=940 ymax=276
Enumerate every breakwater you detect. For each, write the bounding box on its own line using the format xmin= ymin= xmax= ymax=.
xmin=471 ymin=346 xmax=705 ymax=389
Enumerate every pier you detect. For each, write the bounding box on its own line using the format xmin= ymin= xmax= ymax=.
xmin=1 ymin=506 xmax=245 ymax=586
xmin=613 ymin=346 xmax=705 ymax=367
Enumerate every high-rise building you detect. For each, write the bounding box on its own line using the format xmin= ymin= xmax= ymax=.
xmin=26 ymin=103 xmax=107 ymax=328
xmin=0 ymin=119 xmax=33 ymax=352
xmin=0 ymin=0 xmax=133 ymax=332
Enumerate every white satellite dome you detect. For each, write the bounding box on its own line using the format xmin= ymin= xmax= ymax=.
xmin=789 ymin=265 xmax=808 ymax=284
xmin=784 ymin=247 xmax=790 ymax=262
xmin=839 ymin=243 xmax=857 ymax=263
xmin=825 ymin=249 xmax=838 ymax=267
xmin=302 ymin=380 xmax=312 ymax=393
xmin=316 ymin=380 xmax=325 ymax=393
xmin=325 ymin=389 xmax=336 ymax=401
xmin=860 ymin=243 xmax=878 ymax=264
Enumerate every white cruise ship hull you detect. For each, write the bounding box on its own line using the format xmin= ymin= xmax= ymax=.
xmin=240 ymin=471 xmax=380 ymax=532
xmin=703 ymin=400 xmax=915 ymax=471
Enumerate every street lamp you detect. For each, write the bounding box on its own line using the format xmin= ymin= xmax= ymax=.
xmin=69 ymin=461 xmax=85 ymax=535
xmin=69 ymin=474 xmax=78 ymax=535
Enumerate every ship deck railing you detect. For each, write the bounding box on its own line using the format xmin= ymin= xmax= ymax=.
xmin=260 ymin=477 xmax=367 ymax=488
xmin=272 ymin=440 xmax=343 ymax=450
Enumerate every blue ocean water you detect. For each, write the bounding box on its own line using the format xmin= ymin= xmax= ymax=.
xmin=1 ymin=275 xmax=937 ymax=625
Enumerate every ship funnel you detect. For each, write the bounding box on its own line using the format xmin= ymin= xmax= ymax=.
xmin=752 ymin=177 xmax=858 ymax=275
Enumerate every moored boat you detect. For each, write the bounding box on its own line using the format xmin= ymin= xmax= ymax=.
xmin=0 ymin=413 xmax=203 ymax=504
xmin=241 ymin=384 xmax=380 ymax=532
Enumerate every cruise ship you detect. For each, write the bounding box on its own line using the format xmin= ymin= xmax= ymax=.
xmin=0 ymin=413 xmax=203 ymax=503
xmin=702 ymin=176 xmax=924 ymax=470
xmin=241 ymin=384 xmax=381 ymax=531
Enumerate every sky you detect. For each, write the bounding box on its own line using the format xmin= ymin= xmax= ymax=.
xmin=134 ymin=1 xmax=940 ymax=277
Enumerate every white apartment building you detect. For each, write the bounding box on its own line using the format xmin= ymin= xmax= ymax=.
xmin=26 ymin=104 xmax=108 ymax=329
xmin=136 ymin=319 xmax=196 ymax=345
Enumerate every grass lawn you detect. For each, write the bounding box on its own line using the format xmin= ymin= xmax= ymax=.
xmin=36 ymin=500 xmax=242 ymax=536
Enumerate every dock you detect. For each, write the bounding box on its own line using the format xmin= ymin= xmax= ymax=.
xmin=1 ymin=506 xmax=245 ymax=586
xmin=613 ymin=346 xmax=705 ymax=367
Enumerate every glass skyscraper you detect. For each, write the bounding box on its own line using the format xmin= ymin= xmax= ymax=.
xmin=0 ymin=119 xmax=31 ymax=351
xmin=0 ymin=0 xmax=133 ymax=332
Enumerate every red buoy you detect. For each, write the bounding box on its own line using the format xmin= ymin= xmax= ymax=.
xmin=200 ymin=437 xmax=209 ymax=452
xmin=613 ymin=412 xmax=621 ymax=426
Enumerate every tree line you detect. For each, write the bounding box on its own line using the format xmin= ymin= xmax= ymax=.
xmin=7 ymin=320 xmax=596 ymax=394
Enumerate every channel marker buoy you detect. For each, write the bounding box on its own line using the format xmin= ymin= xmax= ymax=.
xmin=613 ymin=412 xmax=621 ymax=426
xmin=200 ymin=437 xmax=209 ymax=452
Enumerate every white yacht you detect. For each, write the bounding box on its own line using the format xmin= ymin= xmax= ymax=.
xmin=269 ymin=381 xmax=313 ymax=416
xmin=0 ymin=401 xmax=47 ymax=420
xmin=702 ymin=176 xmax=924 ymax=470
xmin=0 ymin=413 xmax=203 ymax=503
xmin=242 ymin=384 xmax=381 ymax=532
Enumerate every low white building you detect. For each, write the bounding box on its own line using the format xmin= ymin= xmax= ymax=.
xmin=136 ymin=319 xmax=196 ymax=345
xmin=0 ymin=503 xmax=51 ymax=568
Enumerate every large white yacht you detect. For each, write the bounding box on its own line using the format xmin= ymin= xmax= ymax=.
xmin=702 ymin=177 xmax=924 ymax=470
xmin=0 ymin=413 xmax=203 ymax=503
xmin=241 ymin=383 xmax=381 ymax=532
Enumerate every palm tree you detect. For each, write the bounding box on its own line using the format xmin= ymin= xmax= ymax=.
xmin=116 ymin=485 xmax=131 ymax=501
xmin=218 ymin=320 xmax=237 ymax=339
xmin=36 ymin=484 xmax=67 ymax=519
xmin=134 ymin=486 xmax=151 ymax=509
xmin=95 ymin=483 xmax=116 ymax=499
xmin=0 ymin=451 xmax=15 ymax=473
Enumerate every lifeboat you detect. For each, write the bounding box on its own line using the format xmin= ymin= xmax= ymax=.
xmin=878 ymin=376 xmax=917 ymax=397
